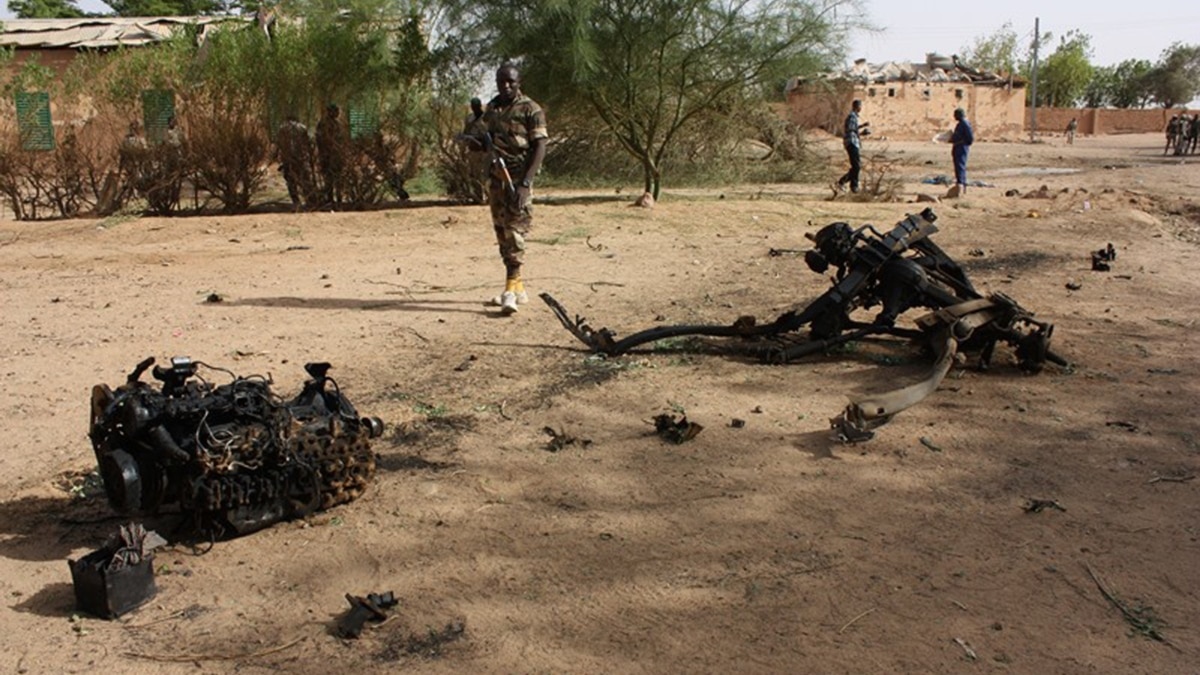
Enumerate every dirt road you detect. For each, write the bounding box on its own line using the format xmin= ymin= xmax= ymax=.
xmin=1 ymin=133 xmax=1197 ymax=673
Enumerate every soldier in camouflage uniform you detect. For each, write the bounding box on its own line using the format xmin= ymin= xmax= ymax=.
xmin=276 ymin=114 xmax=315 ymax=209
xmin=316 ymin=104 xmax=347 ymax=207
xmin=479 ymin=64 xmax=548 ymax=315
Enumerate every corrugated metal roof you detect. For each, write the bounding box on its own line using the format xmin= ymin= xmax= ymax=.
xmin=0 ymin=16 xmax=243 ymax=49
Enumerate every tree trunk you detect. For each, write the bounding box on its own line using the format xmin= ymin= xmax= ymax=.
xmin=641 ymin=158 xmax=661 ymax=200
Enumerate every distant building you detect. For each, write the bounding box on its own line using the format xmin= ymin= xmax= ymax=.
xmin=786 ymin=54 xmax=1027 ymax=140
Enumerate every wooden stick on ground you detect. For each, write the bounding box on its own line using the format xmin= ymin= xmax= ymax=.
xmin=837 ymin=607 xmax=876 ymax=634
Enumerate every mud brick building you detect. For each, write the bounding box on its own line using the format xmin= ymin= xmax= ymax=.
xmin=786 ymin=55 xmax=1027 ymax=141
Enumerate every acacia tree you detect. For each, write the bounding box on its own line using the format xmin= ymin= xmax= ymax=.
xmin=958 ymin=21 xmax=1020 ymax=75
xmin=447 ymin=0 xmax=854 ymax=199
xmin=8 ymin=0 xmax=85 ymax=17
xmin=1143 ymin=43 xmax=1200 ymax=108
xmin=1032 ymin=31 xmax=1094 ymax=107
xmin=101 ymin=0 xmax=224 ymax=15
xmin=1083 ymin=59 xmax=1153 ymax=108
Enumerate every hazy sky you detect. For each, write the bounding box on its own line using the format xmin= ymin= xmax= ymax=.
xmin=2 ymin=1 xmax=1198 ymax=70
xmin=850 ymin=1 xmax=1200 ymax=68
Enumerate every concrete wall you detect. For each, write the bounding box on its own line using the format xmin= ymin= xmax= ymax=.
xmin=787 ymin=80 xmax=1025 ymax=140
xmin=1026 ymin=107 xmax=1186 ymax=135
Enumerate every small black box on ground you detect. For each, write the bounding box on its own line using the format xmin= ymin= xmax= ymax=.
xmin=68 ymin=549 xmax=157 ymax=619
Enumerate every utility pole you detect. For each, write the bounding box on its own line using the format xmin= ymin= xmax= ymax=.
xmin=1030 ymin=17 xmax=1039 ymax=143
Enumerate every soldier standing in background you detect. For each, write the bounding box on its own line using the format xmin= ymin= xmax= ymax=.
xmin=118 ymin=120 xmax=149 ymax=204
xmin=462 ymin=97 xmax=489 ymax=204
xmin=316 ymin=104 xmax=346 ymax=207
xmin=276 ymin=114 xmax=315 ymax=209
xmin=1065 ymin=117 xmax=1077 ymax=145
xmin=1165 ymin=115 xmax=1180 ymax=155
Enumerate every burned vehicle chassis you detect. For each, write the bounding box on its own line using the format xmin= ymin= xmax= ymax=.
xmin=542 ymin=208 xmax=1067 ymax=440
xmin=89 ymin=357 xmax=384 ymax=538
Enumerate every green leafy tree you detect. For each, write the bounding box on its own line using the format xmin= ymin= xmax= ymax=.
xmin=958 ymin=21 xmax=1021 ymax=75
xmin=450 ymin=0 xmax=852 ymax=199
xmin=8 ymin=0 xmax=85 ymax=18
xmin=1032 ymin=30 xmax=1094 ymax=107
xmin=1083 ymin=59 xmax=1153 ymax=108
xmin=1142 ymin=43 xmax=1200 ymax=108
xmin=102 ymin=0 xmax=224 ymax=16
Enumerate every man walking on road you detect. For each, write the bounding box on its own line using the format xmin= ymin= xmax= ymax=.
xmin=835 ymin=99 xmax=868 ymax=194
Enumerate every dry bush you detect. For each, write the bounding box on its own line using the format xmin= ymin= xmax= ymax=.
xmin=858 ymin=151 xmax=903 ymax=201
xmin=187 ymin=108 xmax=270 ymax=213
xmin=339 ymin=133 xmax=416 ymax=208
xmin=0 ymin=117 xmax=121 ymax=220
xmin=831 ymin=150 xmax=903 ymax=203
xmin=435 ymin=140 xmax=487 ymax=204
xmin=431 ymin=100 xmax=489 ymax=204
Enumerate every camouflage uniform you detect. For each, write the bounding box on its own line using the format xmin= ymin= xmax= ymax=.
xmin=277 ymin=118 xmax=315 ymax=207
xmin=118 ymin=123 xmax=150 ymax=202
xmin=483 ymin=93 xmax=548 ymax=269
xmin=316 ymin=106 xmax=346 ymax=206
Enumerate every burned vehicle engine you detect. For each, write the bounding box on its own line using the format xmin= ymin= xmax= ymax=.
xmin=89 ymin=357 xmax=384 ymax=537
xmin=541 ymin=208 xmax=1068 ymax=441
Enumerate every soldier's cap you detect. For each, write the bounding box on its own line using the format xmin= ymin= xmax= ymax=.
xmin=470 ymin=97 xmax=481 ymax=106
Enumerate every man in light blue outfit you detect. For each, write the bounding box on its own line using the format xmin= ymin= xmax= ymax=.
xmin=951 ymin=108 xmax=973 ymax=194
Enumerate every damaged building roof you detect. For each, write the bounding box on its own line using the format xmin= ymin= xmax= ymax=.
xmin=0 ymin=16 xmax=242 ymax=50
xmin=790 ymin=53 xmax=1025 ymax=92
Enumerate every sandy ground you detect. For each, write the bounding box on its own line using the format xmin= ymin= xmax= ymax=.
xmin=0 ymin=132 xmax=1198 ymax=674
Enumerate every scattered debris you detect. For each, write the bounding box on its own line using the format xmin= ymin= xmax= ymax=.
xmin=915 ymin=193 xmax=940 ymax=203
xmin=1066 ymin=280 xmax=1082 ymax=291
xmin=204 ymin=292 xmax=224 ymax=303
xmin=653 ymin=414 xmax=704 ymax=444
xmin=1084 ymin=563 xmax=1176 ymax=648
xmin=1146 ymin=368 xmax=1179 ymax=375
xmin=730 ymin=418 xmax=746 ymax=429
xmin=542 ymin=426 xmax=592 ymax=452
xmin=1106 ymin=420 xmax=1139 ymax=433
xmin=337 ymin=591 xmax=399 ymax=639
xmin=453 ymin=355 xmax=476 ymax=372
xmin=1023 ymin=498 xmax=1066 ymax=513
xmin=1004 ymin=189 xmax=1021 ymax=197
xmin=967 ymin=248 xmax=985 ymax=257
xmin=953 ymin=637 xmax=978 ymax=660
xmin=69 ymin=523 xmax=164 ymax=619
xmin=633 ymin=192 xmax=655 ymax=208
xmin=919 ymin=436 xmax=943 ymax=452
xmin=768 ymin=247 xmax=804 ymax=257
xmin=1092 ymin=243 xmax=1117 ymax=271
xmin=1147 ymin=472 xmax=1195 ymax=484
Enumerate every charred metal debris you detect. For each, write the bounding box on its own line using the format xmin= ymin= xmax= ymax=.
xmin=541 ymin=208 xmax=1068 ymax=442
xmin=89 ymin=357 xmax=384 ymax=539
xmin=338 ymin=590 xmax=399 ymax=639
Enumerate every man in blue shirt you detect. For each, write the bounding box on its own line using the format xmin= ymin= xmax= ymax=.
xmin=951 ymin=108 xmax=974 ymax=195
